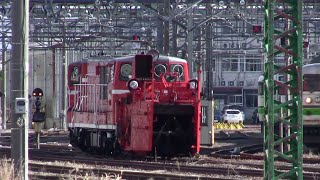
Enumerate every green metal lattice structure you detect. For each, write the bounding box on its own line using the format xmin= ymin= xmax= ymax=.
xmin=263 ymin=0 xmax=303 ymax=179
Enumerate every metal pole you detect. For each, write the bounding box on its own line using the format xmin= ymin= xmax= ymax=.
xmin=205 ymin=3 xmax=212 ymax=99
xmin=163 ymin=0 xmax=170 ymax=55
xmin=156 ymin=4 xmax=164 ymax=54
xmin=11 ymin=0 xmax=29 ymax=179
xmin=36 ymin=132 xmax=40 ymax=149
xmin=1 ymin=32 xmax=6 ymax=129
xmin=171 ymin=22 xmax=177 ymax=56
xmin=61 ymin=24 xmax=67 ymax=130
xmin=187 ymin=5 xmax=194 ymax=78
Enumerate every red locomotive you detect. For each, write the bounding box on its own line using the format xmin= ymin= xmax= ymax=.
xmin=67 ymin=52 xmax=201 ymax=157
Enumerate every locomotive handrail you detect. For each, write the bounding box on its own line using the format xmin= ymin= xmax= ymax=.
xmin=73 ymin=84 xmax=94 ymax=112
xmin=71 ymin=83 xmax=109 ymax=113
xmin=75 ymin=95 xmax=87 ymax=111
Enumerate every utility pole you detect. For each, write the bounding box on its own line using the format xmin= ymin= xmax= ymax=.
xmin=205 ymin=3 xmax=212 ymax=100
xmin=1 ymin=32 xmax=6 ymax=129
xmin=263 ymin=0 xmax=303 ymax=179
xmin=11 ymin=0 xmax=29 ymax=179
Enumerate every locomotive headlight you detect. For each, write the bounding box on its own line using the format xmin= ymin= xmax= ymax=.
xmin=188 ymin=79 xmax=198 ymax=90
xmin=306 ymin=97 xmax=312 ymax=104
xmin=129 ymin=80 xmax=139 ymax=90
xmin=190 ymin=82 xmax=197 ymax=89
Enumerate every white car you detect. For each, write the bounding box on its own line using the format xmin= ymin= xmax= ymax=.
xmin=222 ymin=109 xmax=244 ymax=123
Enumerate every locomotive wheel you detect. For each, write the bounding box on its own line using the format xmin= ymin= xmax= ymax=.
xmin=69 ymin=130 xmax=78 ymax=147
xmin=104 ymin=139 xmax=114 ymax=155
xmin=112 ymin=142 xmax=122 ymax=156
xmin=78 ymin=130 xmax=87 ymax=150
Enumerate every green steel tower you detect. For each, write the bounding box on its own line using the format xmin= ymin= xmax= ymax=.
xmin=263 ymin=0 xmax=303 ymax=179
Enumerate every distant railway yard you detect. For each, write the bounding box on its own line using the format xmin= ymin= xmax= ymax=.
xmin=1 ymin=125 xmax=319 ymax=180
xmin=0 ymin=0 xmax=315 ymax=179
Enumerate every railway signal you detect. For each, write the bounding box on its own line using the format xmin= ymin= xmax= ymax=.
xmin=252 ymin=25 xmax=262 ymax=33
xmin=303 ymin=41 xmax=309 ymax=48
xmin=32 ymin=87 xmax=43 ymax=97
xmin=32 ymin=88 xmax=45 ymax=149
xmin=133 ymin=35 xmax=140 ymax=41
xmin=32 ymin=88 xmax=45 ymax=123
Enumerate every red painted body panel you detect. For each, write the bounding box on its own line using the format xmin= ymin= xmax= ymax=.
xmin=128 ymin=101 xmax=153 ymax=152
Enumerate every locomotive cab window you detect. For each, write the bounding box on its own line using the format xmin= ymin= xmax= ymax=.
xmin=154 ymin=63 xmax=185 ymax=82
xmin=304 ymin=75 xmax=320 ymax=92
xmin=154 ymin=64 xmax=168 ymax=79
xmin=69 ymin=66 xmax=80 ymax=86
xmin=69 ymin=66 xmax=81 ymax=86
xmin=167 ymin=64 xmax=185 ymax=82
xmin=99 ymin=66 xmax=108 ymax=84
xmin=99 ymin=65 xmax=114 ymax=84
xmin=99 ymin=64 xmax=114 ymax=100
xmin=119 ymin=63 xmax=132 ymax=81
xmin=110 ymin=64 xmax=114 ymax=82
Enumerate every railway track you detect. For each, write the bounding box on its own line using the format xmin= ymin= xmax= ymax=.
xmin=26 ymin=154 xmax=320 ymax=179
xmin=208 ymin=143 xmax=263 ymax=155
xmin=28 ymin=162 xmax=238 ymax=180
xmin=1 ymin=129 xmax=319 ymax=179
xmin=1 ymin=146 xmax=320 ymax=179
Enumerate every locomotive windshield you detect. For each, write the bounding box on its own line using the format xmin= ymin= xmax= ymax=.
xmin=304 ymin=74 xmax=320 ymax=92
xmin=154 ymin=63 xmax=185 ymax=82
xmin=154 ymin=64 xmax=167 ymax=77
xmin=118 ymin=62 xmax=185 ymax=82
xmin=119 ymin=63 xmax=132 ymax=81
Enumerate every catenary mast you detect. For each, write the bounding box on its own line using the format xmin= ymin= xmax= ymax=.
xmin=263 ymin=0 xmax=303 ymax=179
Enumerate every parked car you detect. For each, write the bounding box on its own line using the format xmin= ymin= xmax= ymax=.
xmin=222 ymin=105 xmax=245 ymax=121
xmin=222 ymin=105 xmax=244 ymax=113
xmin=222 ymin=109 xmax=244 ymax=123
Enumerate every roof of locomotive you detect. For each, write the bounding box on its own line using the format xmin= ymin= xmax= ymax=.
xmin=302 ymin=63 xmax=320 ymax=74
xmin=69 ymin=55 xmax=187 ymax=65
xmin=69 ymin=56 xmax=113 ymax=65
